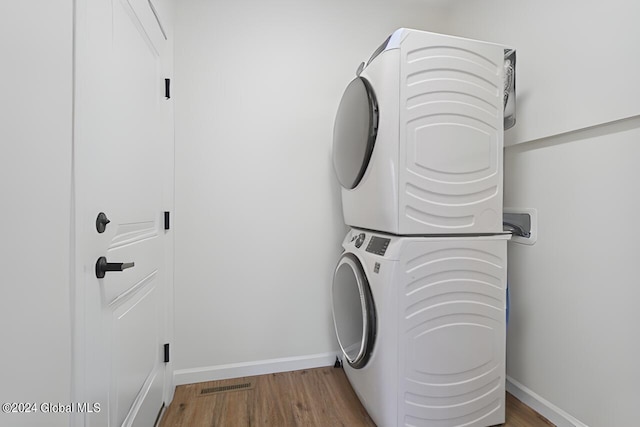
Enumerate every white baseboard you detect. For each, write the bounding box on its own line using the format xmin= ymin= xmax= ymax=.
xmin=506 ymin=376 xmax=588 ymax=427
xmin=174 ymin=352 xmax=340 ymax=386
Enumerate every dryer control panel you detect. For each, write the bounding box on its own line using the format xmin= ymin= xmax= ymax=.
xmin=366 ymin=236 xmax=390 ymax=256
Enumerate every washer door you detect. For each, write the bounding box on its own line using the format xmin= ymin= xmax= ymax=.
xmin=332 ymin=253 xmax=376 ymax=369
xmin=332 ymin=77 xmax=379 ymax=190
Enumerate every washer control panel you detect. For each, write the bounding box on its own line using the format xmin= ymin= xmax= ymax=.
xmin=366 ymin=236 xmax=390 ymax=256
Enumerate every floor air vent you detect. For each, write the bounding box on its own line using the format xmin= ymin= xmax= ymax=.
xmin=199 ymin=382 xmax=253 ymax=396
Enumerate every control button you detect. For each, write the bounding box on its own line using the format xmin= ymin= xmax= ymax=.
xmin=366 ymin=236 xmax=391 ymax=256
xmin=355 ymin=233 xmax=366 ymax=248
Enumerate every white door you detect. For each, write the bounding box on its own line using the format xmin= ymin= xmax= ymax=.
xmin=73 ymin=0 xmax=173 ymax=426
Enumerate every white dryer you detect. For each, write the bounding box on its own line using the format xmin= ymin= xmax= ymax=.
xmin=332 ymin=228 xmax=510 ymax=427
xmin=332 ymin=28 xmax=516 ymax=235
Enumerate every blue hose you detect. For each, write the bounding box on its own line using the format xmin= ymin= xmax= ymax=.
xmin=506 ymin=283 xmax=510 ymax=326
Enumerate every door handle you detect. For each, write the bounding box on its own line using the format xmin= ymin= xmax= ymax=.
xmin=96 ymin=212 xmax=111 ymax=233
xmin=95 ymin=256 xmax=135 ymax=279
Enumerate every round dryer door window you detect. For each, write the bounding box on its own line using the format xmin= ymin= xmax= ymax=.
xmin=332 ymin=77 xmax=379 ymax=190
xmin=332 ymin=253 xmax=376 ymax=369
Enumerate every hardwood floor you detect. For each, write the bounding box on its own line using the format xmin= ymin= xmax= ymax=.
xmin=160 ymin=367 xmax=554 ymax=427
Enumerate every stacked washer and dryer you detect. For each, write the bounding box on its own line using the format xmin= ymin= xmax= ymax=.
xmin=330 ymin=28 xmax=516 ymax=427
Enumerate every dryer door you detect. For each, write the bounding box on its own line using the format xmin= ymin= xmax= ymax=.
xmin=332 ymin=252 xmax=376 ymax=369
xmin=332 ymin=77 xmax=378 ymax=190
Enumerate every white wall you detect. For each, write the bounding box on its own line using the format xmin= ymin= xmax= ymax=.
xmin=444 ymin=0 xmax=640 ymax=146
xmin=444 ymin=2 xmax=640 ymax=426
xmin=504 ymin=120 xmax=640 ymax=427
xmin=0 ymin=2 xmax=73 ymax=426
xmin=173 ymin=0 xmax=452 ymax=380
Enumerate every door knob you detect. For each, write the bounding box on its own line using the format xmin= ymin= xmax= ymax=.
xmin=96 ymin=212 xmax=111 ymax=233
xmin=95 ymin=256 xmax=135 ymax=279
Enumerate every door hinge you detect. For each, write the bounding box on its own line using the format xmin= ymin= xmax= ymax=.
xmin=164 ymin=211 xmax=170 ymax=230
xmin=165 ymin=78 xmax=171 ymax=99
xmin=164 ymin=343 xmax=170 ymax=363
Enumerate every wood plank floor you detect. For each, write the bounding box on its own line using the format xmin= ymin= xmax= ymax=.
xmin=160 ymin=367 xmax=554 ymax=427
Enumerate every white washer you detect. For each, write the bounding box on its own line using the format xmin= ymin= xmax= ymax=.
xmin=332 ymin=228 xmax=510 ymax=427
xmin=332 ymin=28 xmax=515 ymax=235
